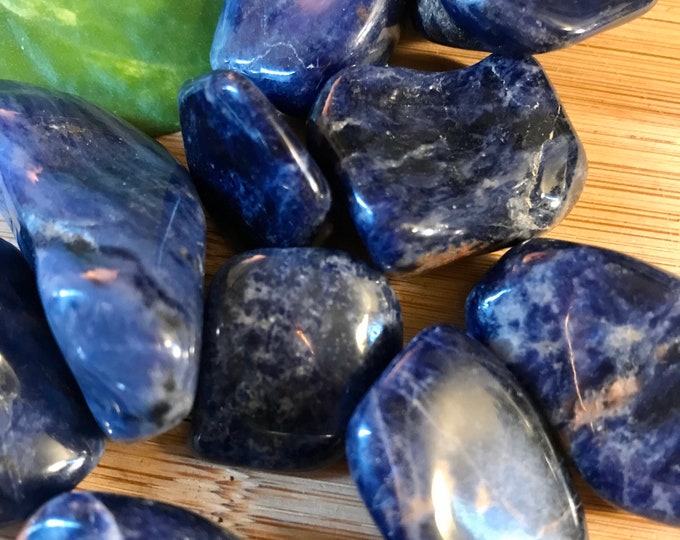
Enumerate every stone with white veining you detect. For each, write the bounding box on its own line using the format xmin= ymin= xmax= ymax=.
xmin=210 ymin=0 xmax=405 ymax=116
xmin=413 ymin=0 xmax=485 ymax=50
xmin=346 ymin=324 xmax=587 ymax=539
xmin=192 ymin=248 xmax=403 ymax=470
xmin=308 ymin=55 xmax=586 ymax=273
xmin=466 ymin=238 xmax=680 ymax=524
xmin=414 ymin=0 xmax=657 ymax=54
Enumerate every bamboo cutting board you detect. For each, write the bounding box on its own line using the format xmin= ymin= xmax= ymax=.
xmin=1 ymin=2 xmax=679 ymax=539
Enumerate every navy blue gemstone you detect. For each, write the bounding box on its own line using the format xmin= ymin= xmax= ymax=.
xmin=415 ymin=0 xmax=657 ymax=54
xmin=17 ymin=491 xmax=240 ymax=539
xmin=192 ymin=248 xmax=403 ymax=470
xmin=347 ymin=325 xmax=587 ymax=539
xmin=413 ymin=0 xmax=485 ymax=50
xmin=0 ymin=80 xmax=206 ymax=441
xmin=210 ymin=0 xmax=405 ymax=116
xmin=466 ymin=238 xmax=680 ymax=525
xmin=179 ymin=70 xmax=331 ymax=248
xmin=308 ymin=56 xmax=586 ymax=274
xmin=0 ymin=238 xmax=104 ymax=526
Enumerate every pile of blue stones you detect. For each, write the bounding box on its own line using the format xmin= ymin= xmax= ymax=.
xmin=1 ymin=0 xmax=677 ymax=538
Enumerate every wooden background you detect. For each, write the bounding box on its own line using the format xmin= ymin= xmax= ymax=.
xmin=1 ymin=2 xmax=679 ymax=539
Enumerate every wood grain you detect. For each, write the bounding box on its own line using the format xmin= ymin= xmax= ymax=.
xmin=1 ymin=3 xmax=679 ymax=539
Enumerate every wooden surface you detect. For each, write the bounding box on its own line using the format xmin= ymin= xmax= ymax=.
xmin=1 ymin=3 xmax=679 ymax=539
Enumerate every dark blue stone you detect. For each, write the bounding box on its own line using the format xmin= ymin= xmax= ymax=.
xmin=17 ymin=491 xmax=240 ymax=539
xmin=179 ymin=70 xmax=331 ymax=248
xmin=0 ymin=238 xmax=104 ymax=526
xmin=413 ymin=0 xmax=486 ymax=50
xmin=466 ymin=238 xmax=680 ymax=525
xmin=347 ymin=325 xmax=587 ymax=539
xmin=210 ymin=0 xmax=405 ymax=116
xmin=192 ymin=248 xmax=403 ymax=470
xmin=414 ymin=0 xmax=657 ymax=54
xmin=308 ymin=56 xmax=586 ymax=274
xmin=0 ymin=80 xmax=206 ymax=441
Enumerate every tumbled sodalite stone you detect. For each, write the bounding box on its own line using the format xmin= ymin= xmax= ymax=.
xmin=17 ymin=491 xmax=240 ymax=539
xmin=347 ymin=325 xmax=587 ymax=539
xmin=210 ymin=0 xmax=405 ymax=116
xmin=0 ymin=239 xmax=104 ymax=526
xmin=179 ymin=70 xmax=331 ymax=247
xmin=414 ymin=0 xmax=657 ymax=54
xmin=308 ymin=56 xmax=586 ymax=274
xmin=192 ymin=248 xmax=403 ymax=470
xmin=413 ymin=0 xmax=485 ymax=50
xmin=466 ymin=238 xmax=680 ymax=525
xmin=0 ymin=81 xmax=206 ymax=441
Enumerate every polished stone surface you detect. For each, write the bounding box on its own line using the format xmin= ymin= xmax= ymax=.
xmin=0 ymin=1 xmax=222 ymax=135
xmin=0 ymin=80 xmax=206 ymax=441
xmin=347 ymin=325 xmax=587 ymax=539
xmin=192 ymin=248 xmax=403 ymax=470
xmin=18 ymin=491 xmax=240 ymax=539
xmin=179 ymin=70 xmax=331 ymax=247
xmin=466 ymin=238 xmax=680 ymax=525
xmin=414 ymin=0 xmax=657 ymax=54
xmin=0 ymin=239 xmax=104 ymax=526
xmin=210 ymin=0 xmax=405 ymax=116
xmin=308 ymin=56 xmax=586 ymax=274
xmin=413 ymin=0 xmax=485 ymax=50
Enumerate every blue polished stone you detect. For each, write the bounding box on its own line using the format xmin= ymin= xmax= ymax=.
xmin=347 ymin=325 xmax=587 ymax=539
xmin=0 ymin=239 xmax=104 ymax=526
xmin=17 ymin=491 xmax=240 ymax=539
xmin=466 ymin=238 xmax=680 ymax=525
xmin=0 ymin=80 xmax=206 ymax=441
xmin=192 ymin=248 xmax=403 ymax=470
xmin=210 ymin=0 xmax=405 ymax=116
xmin=413 ymin=0 xmax=485 ymax=50
xmin=179 ymin=70 xmax=331 ymax=248
xmin=308 ymin=56 xmax=586 ymax=274
xmin=414 ymin=0 xmax=657 ymax=54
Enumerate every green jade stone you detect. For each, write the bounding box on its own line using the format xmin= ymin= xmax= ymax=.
xmin=0 ymin=1 xmax=222 ymax=135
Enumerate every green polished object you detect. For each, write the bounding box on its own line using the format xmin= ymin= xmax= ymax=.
xmin=0 ymin=1 xmax=222 ymax=135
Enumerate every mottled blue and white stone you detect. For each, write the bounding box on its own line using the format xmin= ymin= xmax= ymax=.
xmin=179 ymin=70 xmax=331 ymax=247
xmin=347 ymin=325 xmax=587 ymax=539
xmin=466 ymin=238 xmax=680 ymax=525
xmin=0 ymin=80 xmax=206 ymax=441
xmin=308 ymin=56 xmax=586 ymax=274
xmin=210 ymin=0 xmax=405 ymax=116
xmin=413 ymin=0 xmax=485 ymax=50
xmin=0 ymin=239 xmax=104 ymax=526
xmin=192 ymin=248 xmax=403 ymax=470
xmin=414 ymin=0 xmax=657 ymax=54
xmin=17 ymin=491 xmax=240 ymax=539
